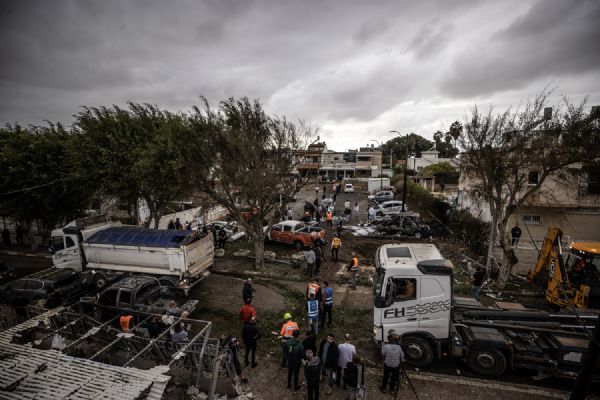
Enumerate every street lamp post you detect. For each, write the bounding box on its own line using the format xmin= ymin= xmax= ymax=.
xmin=390 ymin=131 xmax=409 ymax=212
xmin=370 ymin=140 xmax=384 ymax=190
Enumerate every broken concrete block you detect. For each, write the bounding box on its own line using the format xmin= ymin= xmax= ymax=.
xmin=234 ymin=249 xmax=252 ymax=257
xmin=214 ymin=249 xmax=225 ymax=257
xmin=264 ymin=251 xmax=276 ymax=259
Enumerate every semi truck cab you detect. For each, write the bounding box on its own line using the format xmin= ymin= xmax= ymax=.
xmin=373 ymin=243 xmax=453 ymax=367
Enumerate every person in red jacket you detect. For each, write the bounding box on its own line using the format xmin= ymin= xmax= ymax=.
xmin=239 ymin=298 xmax=257 ymax=322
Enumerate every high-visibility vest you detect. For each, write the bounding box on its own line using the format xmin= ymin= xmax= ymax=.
xmin=120 ymin=315 xmax=133 ymax=332
xmin=307 ymin=283 xmax=320 ymax=299
xmin=326 ymin=212 xmax=333 ymax=221
xmin=332 ymin=237 xmax=341 ymax=248
xmin=325 ymin=287 xmax=333 ymax=306
xmin=280 ymin=320 xmax=298 ymax=338
xmin=307 ymin=300 xmax=319 ymax=318
xmin=351 ymin=257 xmax=359 ymax=272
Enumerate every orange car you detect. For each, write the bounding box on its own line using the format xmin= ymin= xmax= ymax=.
xmin=266 ymin=220 xmax=326 ymax=250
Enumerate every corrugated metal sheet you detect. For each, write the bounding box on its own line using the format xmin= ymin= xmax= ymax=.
xmin=0 ymin=308 xmax=170 ymax=400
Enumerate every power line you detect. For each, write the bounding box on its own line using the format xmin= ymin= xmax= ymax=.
xmin=0 ymin=179 xmax=67 ymax=197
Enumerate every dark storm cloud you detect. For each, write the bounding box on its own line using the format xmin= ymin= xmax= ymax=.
xmin=439 ymin=0 xmax=600 ymax=98
xmin=0 ymin=0 xmax=598 ymax=149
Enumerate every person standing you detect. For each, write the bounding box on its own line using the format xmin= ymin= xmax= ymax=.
xmin=227 ymin=336 xmax=248 ymax=383
xmin=242 ymin=316 xmax=260 ymax=368
xmin=313 ymin=236 xmax=326 ymax=261
xmin=315 ymin=209 xmax=322 ymax=225
xmin=380 ymin=333 xmax=405 ymax=394
xmin=15 ymin=225 xmax=23 ymax=245
xmin=367 ymin=206 xmax=376 ymax=221
xmin=307 ymin=293 xmax=320 ymax=334
xmin=326 ymin=210 xmax=334 ymax=229
xmin=321 ymin=281 xmax=333 ymax=328
xmin=354 ymin=202 xmax=360 ymax=220
xmin=332 ymin=192 xmax=337 ymax=206
xmin=336 ymin=218 xmax=343 ymax=237
xmin=286 ymin=330 xmax=304 ymax=392
xmin=314 ymin=244 xmax=324 ymax=275
xmin=175 ymin=218 xmax=183 ymax=230
xmin=348 ymin=254 xmax=360 ymax=289
xmin=302 ymin=329 xmax=318 ymax=356
xmin=331 ymin=235 xmax=342 ymax=262
xmin=511 ymin=223 xmax=522 ymax=246
xmin=280 ymin=313 xmax=299 ymax=368
xmin=242 ymin=278 xmax=256 ymax=302
xmin=287 ymin=207 xmax=294 ymax=221
xmin=344 ymin=201 xmax=352 ymax=223
xmin=305 ymin=246 xmax=316 ymax=277
xmin=318 ymin=333 xmax=339 ymax=395
xmin=304 ymin=349 xmax=321 ymax=400
xmin=167 ymin=219 xmax=176 ymax=229
xmin=315 ymin=186 xmax=320 ymax=197
xmin=120 ymin=309 xmax=134 ymax=333
xmin=2 ymin=227 xmax=11 ymax=248
xmin=471 ymin=266 xmax=486 ymax=301
xmin=218 ymin=228 xmax=228 ymax=249
xmin=344 ymin=354 xmax=364 ymax=400
xmin=306 ymin=278 xmax=323 ymax=303
xmin=336 ymin=334 xmax=356 ymax=388
xmin=239 ymin=298 xmax=257 ymax=322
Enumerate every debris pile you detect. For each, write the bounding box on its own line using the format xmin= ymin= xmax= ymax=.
xmin=348 ymin=213 xmax=437 ymax=238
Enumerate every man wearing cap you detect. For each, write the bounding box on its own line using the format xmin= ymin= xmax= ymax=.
xmin=280 ymin=312 xmax=299 ymax=368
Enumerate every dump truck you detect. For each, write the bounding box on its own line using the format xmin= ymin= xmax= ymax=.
xmin=373 ymin=243 xmax=599 ymax=380
xmin=49 ymin=215 xmax=213 ymax=291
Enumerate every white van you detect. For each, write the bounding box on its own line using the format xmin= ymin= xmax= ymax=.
xmin=343 ymin=184 xmax=354 ymax=193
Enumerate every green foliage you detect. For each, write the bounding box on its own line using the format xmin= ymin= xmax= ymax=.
xmin=433 ymin=121 xmax=462 ymax=158
xmin=0 ymin=123 xmax=94 ymax=247
xmin=382 ymin=133 xmax=433 ymax=162
xmin=420 ymin=162 xmax=457 ymax=175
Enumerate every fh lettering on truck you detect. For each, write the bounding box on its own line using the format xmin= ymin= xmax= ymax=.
xmin=384 ymin=300 xmax=451 ymax=319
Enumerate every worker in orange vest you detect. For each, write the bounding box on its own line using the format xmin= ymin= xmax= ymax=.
xmin=279 ymin=312 xmax=299 ymax=368
xmin=120 ymin=309 xmax=134 ymax=332
xmin=348 ymin=253 xmax=360 ymax=290
xmin=331 ymin=234 xmax=342 ymax=262
xmin=306 ymin=277 xmax=322 ymax=303
xmin=326 ymin=210 xmax=334 ymax=229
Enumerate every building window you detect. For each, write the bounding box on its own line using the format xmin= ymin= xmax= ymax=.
xmin=522 ymin=215 xmax=542 ymax=225
xmin=528 ymin=170 xmax=540 ymax=185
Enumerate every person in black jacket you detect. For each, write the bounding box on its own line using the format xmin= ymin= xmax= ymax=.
xmin=242 ymin=278 xmax=256 ymax=302
xmin=286 ymin=330 xmax=304 ymax=392
xmin=318 ymin=333 xmax=339 ymax=394
xmin=302 ymin=329 xmax=317 ymax=356
xmin=344 ymin=353 xmax=364 ymax=400
xmin=242 ymin=317 xmax=261 ymax=368
xmin=304 ymin=349 xmax=321 ymax=400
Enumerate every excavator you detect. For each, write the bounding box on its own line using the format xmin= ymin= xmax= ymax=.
xmin=527 ymin=227 xmax=600 ymax=308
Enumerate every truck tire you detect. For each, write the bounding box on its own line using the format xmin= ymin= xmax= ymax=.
xmin=403 ymin=336 xmax=435 ymax=368
xmin=93 ymin=273 xmax=108 ymax=290
xmin=293 ymin=241 xmax=304 ymax=250
xmin=467 ymin=347 xmax=507 ymax=377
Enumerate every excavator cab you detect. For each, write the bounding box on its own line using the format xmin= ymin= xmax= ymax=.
xmin=564 ymin=242 xmax=600 ymax=308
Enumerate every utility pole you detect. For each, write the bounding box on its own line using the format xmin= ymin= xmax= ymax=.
xmin=570 ymin=315 xmax=600 ymax=399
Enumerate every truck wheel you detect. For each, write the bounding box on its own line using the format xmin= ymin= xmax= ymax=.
xmin=293 ymin=241 xmax=304 ymax=250
xmin=467 ymin=348 xmax=506 ymax=376
xmin=403 ymin=336 xmax=434 ymax=368
xmin=93 ymin=274 xmax=108 ymax=290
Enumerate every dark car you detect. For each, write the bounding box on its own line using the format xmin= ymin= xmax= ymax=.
xmin=0 ymin=262 xmax=15 ymax=282
xmin=0 ymin=268 xmax=82 ymax=305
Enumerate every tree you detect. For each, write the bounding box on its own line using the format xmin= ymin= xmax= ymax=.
xmin=0 ymin=123 xmax=94 ymax=250
xmin=188 ymin=97 xmax=310 ymax=270
xmin=74 ymin=103 xmax=194 ymax=227
xmin=420 ymin=162 xmax=459 ymax=192
xmin=458 ymin=91 xmax=600 ymax=287
xmin=382 ymin=133 xmax=432 ymax=167
xmin=433 ymin=121 xmax=461 ymax=158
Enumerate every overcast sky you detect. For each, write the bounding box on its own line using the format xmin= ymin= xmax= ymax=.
xmin=1 ymin=0 xmax=599 ymax=151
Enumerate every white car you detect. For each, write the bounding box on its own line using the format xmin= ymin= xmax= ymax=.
xmin=375 ymin=200 xmax=407 ymax=216
xmin=343 ymin=184 xmax=354 ymax=193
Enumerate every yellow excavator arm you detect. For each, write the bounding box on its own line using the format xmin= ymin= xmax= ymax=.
xmin=527 ymin=228 xmax=589 ymax=308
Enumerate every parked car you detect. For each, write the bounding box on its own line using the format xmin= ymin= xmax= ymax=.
xmin=368 ymin=190 xmax=395 ymax=203
xmin=0 ymin=268 xmax=84 ymax=305
xmin=266 ymin=220 xmax=326 ymax=250
xmin=375 ymin=200 xmax=407 ymax=216
xmin=343 ymin=184 xmax=354 ymax=193
xmin=201 ymin=221 xmax=245 ymax=242
xmin=0 ymin=262 xmax=15 ymax=282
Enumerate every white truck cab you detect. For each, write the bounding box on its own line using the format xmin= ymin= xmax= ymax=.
xmin=373 ymin=243 xmax=453 ymax=366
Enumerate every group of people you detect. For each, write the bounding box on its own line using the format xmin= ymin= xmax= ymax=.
xmin=118 ymin=300 xmax=191 ymax=343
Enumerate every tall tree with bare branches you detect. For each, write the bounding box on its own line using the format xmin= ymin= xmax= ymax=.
xmin=188 ymin=97 xmax=312 ymax=270
xmin=458 ymin=91 xmax=600 ymax=287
